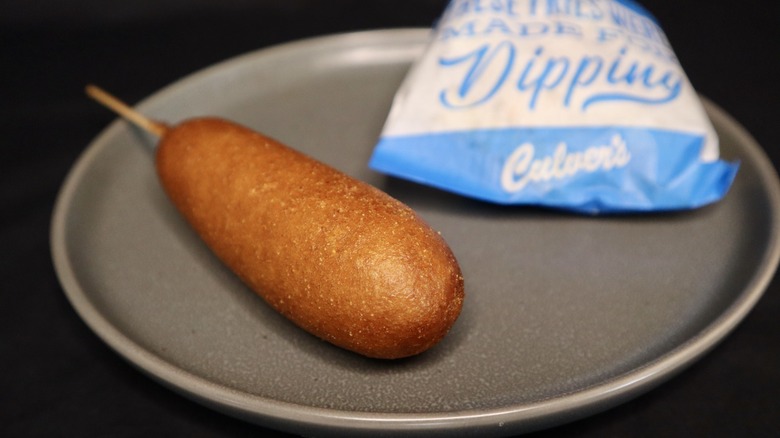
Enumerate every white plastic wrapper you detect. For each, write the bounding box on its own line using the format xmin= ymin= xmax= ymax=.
xmin=370 ymin=0 xmax=738 ymax=213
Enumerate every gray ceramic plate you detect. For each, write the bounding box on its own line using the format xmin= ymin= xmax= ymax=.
xmin=51 ymin=29 xmax=780 ymax=437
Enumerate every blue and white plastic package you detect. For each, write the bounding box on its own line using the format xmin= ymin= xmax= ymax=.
xmin=369 ymin=0 xmax=738 ymax=214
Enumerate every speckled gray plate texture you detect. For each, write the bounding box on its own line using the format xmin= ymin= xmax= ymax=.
xmin=51 ymin=29 xmax=780 ymax=437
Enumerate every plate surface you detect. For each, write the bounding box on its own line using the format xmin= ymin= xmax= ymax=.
xmin=51 ymin=29 xmax=780 ymax=436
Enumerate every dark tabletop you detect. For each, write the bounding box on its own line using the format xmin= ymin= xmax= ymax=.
xmin=2 ymin=1 xmax=779 ymax=436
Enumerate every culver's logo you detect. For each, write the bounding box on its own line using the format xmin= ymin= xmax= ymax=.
xmin=501 ymin=134 xmax=631 ymax=193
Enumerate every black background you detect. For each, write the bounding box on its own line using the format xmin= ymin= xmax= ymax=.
xmin=2 ymin=1 xmax=779 ymax=436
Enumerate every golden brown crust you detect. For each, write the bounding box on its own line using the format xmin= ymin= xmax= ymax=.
xmin=155 ymin=117 xmax=464 ymax=359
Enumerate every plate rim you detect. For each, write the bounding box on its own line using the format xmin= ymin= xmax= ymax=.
xmin=50 ymin=28 xmax=780 ymax=436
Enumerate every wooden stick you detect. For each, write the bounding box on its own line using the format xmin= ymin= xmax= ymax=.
xmin=85 ymin=84 xmax=168 ymax=137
